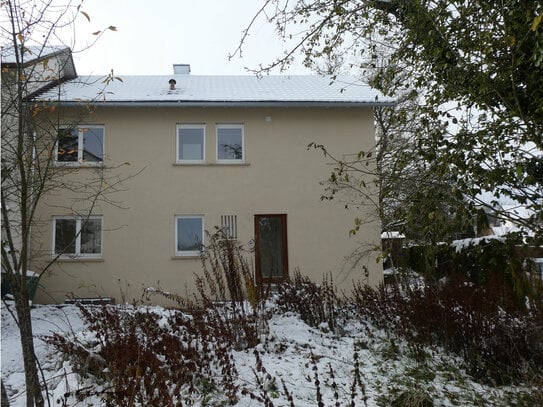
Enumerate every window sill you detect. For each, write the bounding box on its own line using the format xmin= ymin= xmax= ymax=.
xmin=172 ymin=162 xmax=250 ymax=167
xmin=171 ymin=255 xmax=201 ymax=260
xmin=55 ymin=257 xmax=104 ymax=262
xmin=54 ymin=163 xmax=104 ymax=168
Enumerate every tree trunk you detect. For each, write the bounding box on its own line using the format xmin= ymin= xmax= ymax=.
xmin=14 ymin=294 xmax=44 ymax=407
xmin=1 ymin=378 xmax=10 ymax=406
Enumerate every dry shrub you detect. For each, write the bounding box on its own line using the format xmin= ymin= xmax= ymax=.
xmin=44 ymin=304 xmax=239 ymax=406
xmin=352 ymin=276 xmax=543 ymax=384
xmin=199 ymin=229 xmax=259 ymax=304
xmin=195 ymin=230 xmax=267 ymax=348
xmin=146 ymin=229 xmax=269 ymax=350
xmin=275 ymin=269 xmax=343 ymax=333
xmin=44 ymin=229 xmax=268 ymax=405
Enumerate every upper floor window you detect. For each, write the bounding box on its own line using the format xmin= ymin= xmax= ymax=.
xmin=53 ymin=216 xmax=102 ymax=258
xmin=217 ymin=124 xmax=244 ymax=163
xmin=177 ymin=124 xmax=205 ymax=163
xmin=56 ymin=126 xmax=104 ymax=165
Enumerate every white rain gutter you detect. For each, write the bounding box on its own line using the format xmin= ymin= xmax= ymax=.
xmin=53 ymin=100 xmax=396 ymax=108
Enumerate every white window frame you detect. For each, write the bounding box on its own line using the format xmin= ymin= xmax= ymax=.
xmin=55 ymin=125 xmax=105 ymax=166
xmin=176 ymin=124 xmax=206 ymax=163
xmin=175 ymin=215 xmax=204 ymax=257
xmin=52 ymin=216 xmax=103 ymax=259
xmin=216 ymin=124 xmax=244 ymax=163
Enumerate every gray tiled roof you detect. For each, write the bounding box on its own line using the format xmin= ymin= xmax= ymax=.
xmin=41 ymin=74 xmax=394 ymax=107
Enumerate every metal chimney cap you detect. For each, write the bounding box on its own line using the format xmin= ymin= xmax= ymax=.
xmin=173 ymin=64 xmax=190 ymax=75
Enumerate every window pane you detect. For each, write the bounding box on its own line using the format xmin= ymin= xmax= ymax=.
xmin=55 ymin=219 xmax=76 ymax=254
xmin=217 ymin=127 xmax=243 ymax=160
xmin=82 ymin=127 xmax=104 ymax=162
xmin=80 ymin=218 xmax=102 ymax=254
xmin=178 ymin=127 xmax=204 ymax=160
xmin=177 ymin=217 xmax=203 ymax=252
xmin=57 ymin=128 xmax=78 ymax=162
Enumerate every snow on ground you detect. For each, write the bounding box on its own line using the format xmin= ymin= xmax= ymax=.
xmin=1 ymin=303 xmax=89 ymax=406
xmin=1 ymin=302 xmax=537 ymax=406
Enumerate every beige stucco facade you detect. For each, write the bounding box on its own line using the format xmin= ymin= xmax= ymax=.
xmin=31 ymin=105 xmax=382 ymax=304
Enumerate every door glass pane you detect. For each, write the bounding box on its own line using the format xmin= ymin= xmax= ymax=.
xmin=81 ymin=218 xmax=102 ymax=254
xmin=258 ymin=217 xmax=284 ymax=278
xmin=82 ymin=127 xmax=104 ymax=162
xmin=55 ymin=219 xmax=76 ymax=254
xmin=57 ymin=128 xmax=78 ymax=162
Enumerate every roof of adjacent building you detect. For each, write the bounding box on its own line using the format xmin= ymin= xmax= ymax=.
xmin=1 ymin=45 xmax=75 ymax=70
xmin=2 ymin=45 xmax=62 ymax=64
xmin=39 ymin=74 xmax=395 ymax=107
xmin=1 ymin=45 xmax=77 ymax=99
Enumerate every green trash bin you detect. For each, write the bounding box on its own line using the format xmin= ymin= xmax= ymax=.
xmin=1 ymin=271 xmax=39 ymax=301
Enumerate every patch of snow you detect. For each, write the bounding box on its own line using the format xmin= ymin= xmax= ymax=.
xmin=491 ymin=226 xmax=522 ymax=236
xmin=502 ymin=204 xmax=535 ymax=221
xmin=450 ymin=236 xmax=504 ymax=253
xmin=381 ymin=231 xmax=405 ymax=239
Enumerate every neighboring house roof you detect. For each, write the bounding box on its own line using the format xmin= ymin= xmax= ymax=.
xmin=1 ymin=45 xmax=76 ymax=77
xmin=2 ymin=45 xmax=61 ymax=63
xmin=1 ymin=45 xmax=77 ymax=100
xmin=493 ymin=204 xmax=537 ymax=236
xmin=501 ymin=204 xmax=535 ymax=223
xmin=39 ymin=74 xmax=395 ymax=107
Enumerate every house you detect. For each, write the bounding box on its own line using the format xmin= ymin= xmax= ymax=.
xmin=1 ymin=45 xmax=76 ymax=97
xmin=30 ymin=64 xmax=394 ymax=305
xmin=1 ymin=46 xmax=76 ymax=292
xmin=475 ymin=200 xmax=540 ymax=238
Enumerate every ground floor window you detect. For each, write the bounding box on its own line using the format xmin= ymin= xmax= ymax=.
xmin=53 ymin=216 xmax=102 ymax=258
xmin=175 ymin=215 xmax=204 ymax=256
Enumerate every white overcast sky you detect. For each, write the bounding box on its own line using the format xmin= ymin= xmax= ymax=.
xmin=71 ymin=0 xmax=310 ymax=76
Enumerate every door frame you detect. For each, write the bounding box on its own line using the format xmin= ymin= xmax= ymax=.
xmin=254 ymin=214 xmax=289 ymax=286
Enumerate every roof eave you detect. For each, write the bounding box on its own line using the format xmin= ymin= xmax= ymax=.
xmin=52 ymin=100 xmax=396 ymax=108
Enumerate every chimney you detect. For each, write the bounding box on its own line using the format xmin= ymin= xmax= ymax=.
xmin=173 ymin=64 xmax=191 ymax=75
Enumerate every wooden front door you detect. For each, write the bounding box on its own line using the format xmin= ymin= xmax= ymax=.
xmin=254 ymin=214 xmax=288 ymax=285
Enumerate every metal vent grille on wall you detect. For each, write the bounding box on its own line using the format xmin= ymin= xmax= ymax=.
xmin=220 ymin=215 xmax=238 ymax=239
